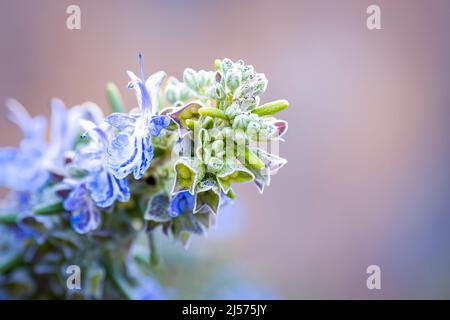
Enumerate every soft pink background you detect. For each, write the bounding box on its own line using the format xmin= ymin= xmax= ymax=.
xmin=1 ymin=0 xmax=450 ymax=298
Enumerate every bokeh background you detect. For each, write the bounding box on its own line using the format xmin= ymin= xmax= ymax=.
xmin=1 ymin=0 xmax=450 ymax=299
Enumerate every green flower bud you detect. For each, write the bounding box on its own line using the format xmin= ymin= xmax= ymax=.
xmin=206 ymin=157 xmax=224 ymax=173
xmin=221 ymin=58 xmax=233 ymax=72
xmin=241 ymin=96 xmax=259 ymax=111
xmin=248 ymin=113 xmax=260 ymax=122
xmin=225 ymin=103 xmax=242 ymax=120
xmin=213 ymin=83 xmax=225 ymax=100
xmin=235 ymin=59 xmax=244 ymax=67
xmin=215 ymin=71 xmax=223 ymax=83
xmin=211 ymin=140 xmax=225 ymax=156
xmin=179 ymin=85 xmax=192 ymax=101
xmin=197 ymin=70 xmax=208 ymax=87
xmin=232 ymin=113 xmax=249 ymax=130
xmin=258 ymin=123 xmax=276 ymax=139
xmin=234 ymin=129 xmax=247 ymax=146
xmin=241 ymin=65 xmax=255 ymax=81
xmin=253 ymin=74 xmax=268 ymax=95
xmin=195 ymin=128 xmax=211 ymax=162
xmin=185 ymin=119 xmax=196 ymax=130
xmin=246 ymin=121 xmax=261 ymax=137
xmin=225 ymin=68 xmax=242 ymax=92
xmin=235 ymin=83 xmax=252 ymax=99
xmin=202 ymin=116 xmax=214 ymax=129
xmin=165 ymin=85 xmax=178 ymax=104
xmin=183 ymin=68 xmax=198 ymax=90
xmin=222 ymin=127 xmax=233 ymax=139
xmin=208 ymin=128 xmax=223 ymax=141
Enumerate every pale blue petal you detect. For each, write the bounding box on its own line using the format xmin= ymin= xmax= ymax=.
xmin=127 ymin=71 xmax=151 ymax=116
xmin=0 ymin=146 xmax=48 ymax=192
xmin=70 ymin=202 xmax=101 ymax=234
xmin=132 ymin=135 xmax=154 ymax=179
xmin=63 ymin=184 xmax=88 ymax=211
xmin=5 ymin=98 xmax=47 ymax=141
xmin=64 ymin=102 xmax=105 ymax=151
xmin=145 ymin=71 xmax=166 ymax=115
xmin=64 ymin=184 xmax=101 ymax=234
xmin=74 ymin=148 xmax=104 ymax=173
xmin=107 ymin=133 xmax=136 ymax=179
xmin=49 ymin=98 xmax=68 ymax=152
xmin=105 ymin=113 xmax=138 ymax=131
xmin=0 ymin=147 xmax=17 ymax=188
xmin=108 ymin=133 xmax=154 ymax=180
xmin=87 ymin=171 xmax=130 ymax=208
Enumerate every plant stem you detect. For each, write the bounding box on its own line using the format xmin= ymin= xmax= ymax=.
xmin=148 ymin=232 xmax=160 ymax=268
xmin=103 ymin=251 xmax=132 ymax=300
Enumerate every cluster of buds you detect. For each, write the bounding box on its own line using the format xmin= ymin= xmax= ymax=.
xmin=144 ymin=58 xmax=289 ymax=244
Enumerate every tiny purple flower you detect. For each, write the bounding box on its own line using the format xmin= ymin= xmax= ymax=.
xmin=63 ymin=183 xmax=101 ymax=234
xmin=167 ymin=191 xmax=195 ymax=218
xmin=74 ymin=120 xmax=130 ymax=208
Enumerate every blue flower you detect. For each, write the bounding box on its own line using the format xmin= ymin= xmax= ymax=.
xmin=74 ymin=120 xmax=130 ymax=208
xmin=0 ymin=99 xmax=48 ymax=192
xmin=63 ymin=183 xmax=101 ymax=234
xmin=0 ymin=99 xmax=104 ymax=191
xmin=45 ymin=99 xmax=104 ymax=173
xmin=105 ymin=53 xmax=171 ymax=180
xmin=167 ymin=191 xmax=195 ymax=218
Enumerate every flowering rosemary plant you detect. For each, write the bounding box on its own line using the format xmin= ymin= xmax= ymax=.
xmin=0 ymin=54 xmax=289 ymax=299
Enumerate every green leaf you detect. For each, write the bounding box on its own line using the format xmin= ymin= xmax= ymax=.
xmin=33 ymin=201 xmax=64 ymax=215
xmin=173 ymin=157 xmax=204 ymax=194
xmin=194 ymin=178 xmax=221 ymax=214
xmin=144 ymin=194 xmax=170 ymax=222
xmin=103 ymin=250 xmax=133 ymax=300
xmin=198 ymin=107 xmax=228 ymax=120
xmin=85 ymin=265 xmax=105 ymax=300
xmin=226 ymin=188 xmax=237 ymax=200
xmin=217 ymin=161 xmax=255 ymax=193
xmin=0 ymin=213 xmax=18 ymax=225
xmin=245 ymin=147 xmax=265 ymax=169
xmin=0 ymin=253 xmax=22 ymax=274
xmin=251 ymin=99 xmax=289 ymax=116
xmin=106 ymin=82 xmax=125 ymax=113
xmin=168 ymin=101 xmax=203 ymax=128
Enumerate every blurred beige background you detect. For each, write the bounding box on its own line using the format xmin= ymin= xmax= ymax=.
xmin=1 ymin=0 xmax=450 ymax=298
